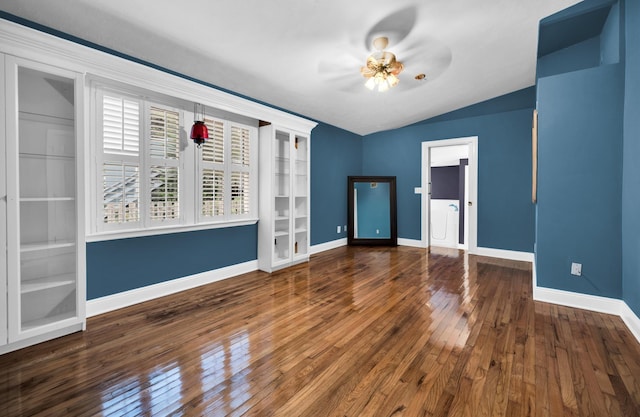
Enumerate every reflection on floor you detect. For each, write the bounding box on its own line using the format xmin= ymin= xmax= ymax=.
xmin=0 ymin=246 xmax=639 ymax=416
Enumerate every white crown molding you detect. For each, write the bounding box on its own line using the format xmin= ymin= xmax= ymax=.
xmin=310 ymin=238 xmax=347 ymax=255
xmin=87 ymin=260 xmax=258 ymax=317
xmin=0 ymin=19 xmax=317 ymax=132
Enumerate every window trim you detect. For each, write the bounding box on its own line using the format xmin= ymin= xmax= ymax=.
xmin=90 ymin=83 xmax=259 ymax=240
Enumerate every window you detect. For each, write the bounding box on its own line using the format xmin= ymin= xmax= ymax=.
xmin=100 ymin=94 xmax=141 ymax=229
xmin=94 ymin=87 xmax=257 ymax=236
xmin=148 ymin=105 xmax=181 ymax=224
xmin=197 ymin=118 xmax=256 ymax=223
xmin=200 ymin=117 xmax=225 ymax=219
xmin=230 ymin=125 xmax=251 ymax=215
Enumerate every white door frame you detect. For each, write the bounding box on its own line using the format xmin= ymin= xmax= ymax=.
xmin=421 ymin=137 xmax=478 ymax=253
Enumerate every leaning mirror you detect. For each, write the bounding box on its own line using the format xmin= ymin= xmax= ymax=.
xmin=348 ymin=176 xmax=397 ymax=246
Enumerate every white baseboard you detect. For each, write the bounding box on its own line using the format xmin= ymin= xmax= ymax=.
xmin=87 ymin=260 xmax=258 ymax=317
xmin=533 ymin=283 xmax=640 ymax=345
xmin=474 ymin=247 xmax=534 ymax=262
xmin=621 ymin=303 xmax=640 ymax=344
xmin=533 ymin=286 xmax=623 ymax=315
xmin=310 ymin=238 xmax=347 ymax=255
xmin=398 ymin=238 xmax=426 ymax=248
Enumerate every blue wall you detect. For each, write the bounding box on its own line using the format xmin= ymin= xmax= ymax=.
xmin=622 ymin=0 xmax=640 ymax=315
xmin=87 ymin=225 xmax=257 ymax=298
xmin=536 ymin=0 xmax=625 ymax=298
xmin=537 ymin=37 xmax=601 ymax=78
xmin=310 ymin=123 xmax=362 ymax=245
xmin=362 ymin=94 xmax=536 ymax=252
xmin=536 ymin=64 xmax=624 ymax=298
xmin=600 ymin=3 xmax=620 ymax=65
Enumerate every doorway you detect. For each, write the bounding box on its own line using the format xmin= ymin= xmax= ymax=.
xmin=421 ymin=137 xmax=478 ymax=253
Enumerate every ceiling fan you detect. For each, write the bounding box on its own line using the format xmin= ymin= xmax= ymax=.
xmin=360 ymin=37 xmax=404 ymax=92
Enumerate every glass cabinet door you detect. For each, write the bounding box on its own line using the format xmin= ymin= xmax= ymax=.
xmin=293 ymin=134 xmax=308 ymax=259
xmin=273 ymin=130 xmax=291 ymax=263
xmin=0 ymin=54 xmax=6 ymax=346
xmin=6 ymin=58 xmax=83 ymax=341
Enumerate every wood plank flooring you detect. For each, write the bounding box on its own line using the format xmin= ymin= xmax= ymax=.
xmin=1 ymin=245 xmax=640 ymax=416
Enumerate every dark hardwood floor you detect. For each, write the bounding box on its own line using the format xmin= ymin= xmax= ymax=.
xmin=1 ymin=246 xmax=640 ymax=416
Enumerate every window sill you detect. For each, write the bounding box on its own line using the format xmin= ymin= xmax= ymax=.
xmin=86 ymin=218 xmax=259 ymax=242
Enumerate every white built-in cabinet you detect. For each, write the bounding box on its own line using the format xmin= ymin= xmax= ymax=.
xmin=258 ymin=125 xmax=312 ymax=272
xmin=1 ymin=56 xmax=85 ymax=354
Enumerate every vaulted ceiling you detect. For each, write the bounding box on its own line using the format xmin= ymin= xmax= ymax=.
xmin=0 ymin=0 xmax=581 ymax=135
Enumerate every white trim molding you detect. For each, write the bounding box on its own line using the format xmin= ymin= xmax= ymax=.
xmin=310 ymin=238 xmax=347 ymax=255
xmin=533 ymin=280 xmax=640 ymax=345
xmin=398 ymin=238 xmax=426 ymax=248
xmin=621 ymin=303 xmax=640 ymax=345
xmin=534 ymin=286 xmax=623 ymax=315
xmin=87 ymin=260 xmax=258 ymax=317
xmin=474 ymin=247 xmax=535 ymax=262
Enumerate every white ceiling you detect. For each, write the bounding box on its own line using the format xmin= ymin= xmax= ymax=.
xmin=0 ymin=0 xmax=580 ymax=135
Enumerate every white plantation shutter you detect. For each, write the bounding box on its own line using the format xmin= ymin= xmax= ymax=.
xmin=100 ymin=93 xmax=141 ymax=228
xmin=103 ymin=163 xmax=140 ymax=223
xmin=230 ymin=171 xmax=250 ymax=215
xmin=231 ymin=125 xmax=250 ymax=166
xmin=202 ymin=118 xmax=224 ymax=164
xmin=230 ymin=125 xmax=251 ymax=216
xmin=148 ymin=104 xmax=181 ymax=223
xmin=202 ymin=169 xmax=224 ymax=217
xmin=200 ymin=117 xmax=225 ymax=219
xmin=103 ymin=95 xmax=139 ymax=155
xmin=149 ymin=106 xmax=180 ymax=159
xmin=149 ymin=166 xmax=179 ymax=220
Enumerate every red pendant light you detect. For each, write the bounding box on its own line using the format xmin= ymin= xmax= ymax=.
xmin=190 ymin=103 xmax=209 ymax=147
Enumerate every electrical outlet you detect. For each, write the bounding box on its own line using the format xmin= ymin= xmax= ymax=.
xmin=344 ymin=225 xmax=347 ymax=232
xmin=571 ymin=262 xmax=582 ymax=276
xmin=376 ymin=229 xmax=380 ymax=234
xmin=337 ymin=225 xmax=341 ymax=233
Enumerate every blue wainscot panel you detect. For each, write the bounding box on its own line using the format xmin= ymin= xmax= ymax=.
xmin=87 ymin=224 xmax=258 ymax=299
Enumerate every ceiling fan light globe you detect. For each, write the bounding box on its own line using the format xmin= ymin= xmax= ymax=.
xmin=372 ymin=36 xmax=389 ymax=51
xmin=365 ymin=77 xmax=376 ymax=90
xmin=388 ymin=73 xmax=399 ymax=87
xmin=378 ymin=80 xmax=390 ymax=92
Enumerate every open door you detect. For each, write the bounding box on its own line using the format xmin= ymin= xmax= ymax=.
xmin=422 ymin=137 xmax=478 ymax=253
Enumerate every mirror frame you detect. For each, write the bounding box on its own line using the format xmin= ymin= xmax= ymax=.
xmin=348 ymin=176 xmax=398 ymax=246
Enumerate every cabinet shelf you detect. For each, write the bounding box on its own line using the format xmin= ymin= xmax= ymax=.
xmin=295 ymin=228 xmax=307 ymax=233
xmin=21 ymin=240 xmax=76 ymax=253
xmin=275 ymin=231 xmax=290 ymax=237
xmin=22 ymin=312 xmax=77 ymax=332
xmin=275 ymin=216 xmax=289 ymax=221
xmin=19 ymin=152 xmax=74 ymax=160
xmin=20 ymin=197 xmax=75 ymax=202
xmin=21 ymin=275 xmax=75 ymax=294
